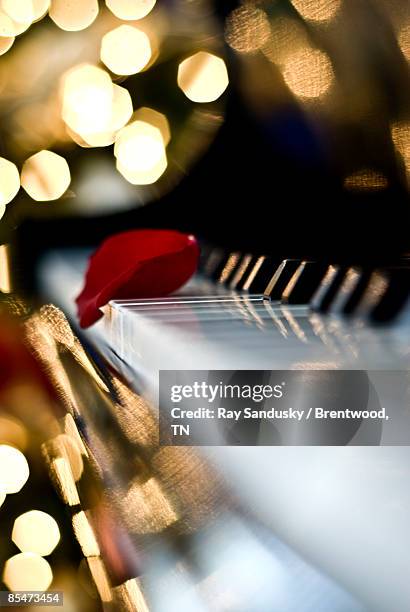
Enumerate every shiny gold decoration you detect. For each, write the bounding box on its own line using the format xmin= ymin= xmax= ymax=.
xmin=290 ymin=0 xmax=342 ymax=24
xmin=225 ymin=5 xmax=271 ymax=54
xmin=177 ymin=52 xmax=229 ymax=103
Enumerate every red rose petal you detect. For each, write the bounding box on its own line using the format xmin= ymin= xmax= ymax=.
xmin=75 ymin=229 xmax=200 ymax=328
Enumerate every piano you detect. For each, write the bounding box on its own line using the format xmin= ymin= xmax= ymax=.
xmin=37 ymin=243 xmax=410 ymax=612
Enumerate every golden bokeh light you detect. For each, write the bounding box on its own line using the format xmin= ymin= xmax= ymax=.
xmin=225 ymin=6 xmax=271 ymax=54
xmin=282 ymin=48 xmax=334 ymax=99
xmin=0 ymin=157 xmax=20 ymax=207
xmin=114 ymin=120 xmax=167 ymax=185
xmin=263 ymin=16 xmax=308 ymax=66
xmin=12 ymin=510 xmax=61 ymax=556
xmin=344 ymin=169 xmax=388 ymax=192
xmin=32 ymin=0 xmax=51 ymax=22
xmin=100 ymin=25 xmax=152 ymax=76
xmin=177 ymin=51 xmax=229 ymax=103
xmin=105 ymin=0 xmax=156 ymax=21
xmin=398 ymin=24 xmax=410 ymax=61
xmin=51 ymin=433 xmax=83 ymax=481
xmin=61 ymin=64 xmax=114 ymax=139
xmin=49 ymin=0 xmax=99 ymax=32
xmin=290 ymin=0 xmax=342 ymax=24
xmin=21 ymin=150 xmax=71 ymax=201
xmin=132 ymin=107 xmax=171 ymax=146
xmin=72 ymin=511 xmax=100 ymax=557
xmin=391 ymin=121 xmax=410 ymax=185
xmin=0 ymin=488 xmax=5 ymax=508
xmin=2 ymin=0 xmax=34 ymax=25
xmin=0 ymin=9 xmax=31 ymax=36
xmin=0 ymin=445 xmax=29 ymax=494
xmin=0 ymin=416 xmax=28 ymax=450
xmin=3 ymin=553 xmax=53 ymax=591
xmin=0 ymin=35 xmax=14 ymax=55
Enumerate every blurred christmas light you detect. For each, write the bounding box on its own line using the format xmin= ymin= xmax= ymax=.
xmin=114 ymin=120 xmax=167 ymax=184
xmin=398 ymin=24 xmax=410 ymax=62
xmin=344 ymin=169 xmax=388 ymax=191
xmin=290 ymin=0 xmax=342 ymax=24
xmin=0 ymin=35 xmax=14 ymax=55
xmin=0 ymin=157 xmax=20 ymax=207
xmin=100 ymin=25 xmax=152 ymax=76
xmin=0 ymin=9 xmax=30 ymax=36
xmin=225 ymin=6 xmax=271 ymax=54
xmin=12 ymin=510 xmax=61 ymax=556
xmin=0 ymin=445 xmax=29 ymax=493
xmin=282 ymin=48 xmax=334 ymax=99
xmin=32 ymin=0 xmax=51 ymax=22
xmin=263 ymin=16 xmax=308 ymax=66
xmin=0 ymin=488 xmax=5 ymax=508
xmin=49 ymin=0 xmax=98 ymax=32
xmin=3 ymin=553 xmax=53 ymax=591
xmin=133 ymin=107 xmax=171 ymax=146
xmin=61 ymin=64 xmax=114 ymax=139
xmin=21 ymin=150 xmax=71 ymax=201
xmin=52 ymin=434 xmax=84 ymax=481
xmin=177 ymin=52 xmax=229 ymax=103
xmin=105 ymin=0 xmax=156 ymax=21
xmin=2 ymin=0 xmax=34 ymax=25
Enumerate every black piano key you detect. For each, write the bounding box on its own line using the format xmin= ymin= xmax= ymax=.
xmin=330 ymin=267 xmax=373 ymax=315
xmin=282 ymin=261 xmax=328 ymax=304
xmin=217 ymin=251 xmax=242 ymax=285
xmin=355 ymin=267 xmax=410 ymax=323
xmin=243 ymin=256 xmax=281 ymax=293
xmin=310 ymin=265 xmax=348 ymax=312
xmin=264 ymin=259 xmax=300 ymax=299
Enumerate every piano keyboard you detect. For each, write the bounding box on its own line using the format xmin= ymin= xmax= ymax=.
xmin=38 ymin=246 xmax=410 ymax=612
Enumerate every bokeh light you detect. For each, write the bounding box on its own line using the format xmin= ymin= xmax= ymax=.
xmin=290 ymin=0 xmax=342 ymax=24
xmin=177 ymin=51 xmax=229 ymax=103
xmin=282 ymin=48 xmax=334 ymax=99
xmin=398 ymin=24 xmax=410 ymax=62
xmin=0 ymin=444 xmax=29 ymax=494
xmin=49 ymin=0 xmax=99 ymax=32
xmin=100 ymin=25 xmax=152 ymax=76
xmin=2 ymin=0 xmax=34 ymax=25
xmin=105 ymin=0 xmax=156 ymax=21
xmin=132 ymin=107 xmax=171 ymax=146
xmin=344 ymin=169 xmax=388 ymax=192
xmin=32 ymin=0 xmax=51 ymax=22
xmin=61 ymin=64 xmax=114 ymax=139
xmin=263 ymin=16 xmax=308 ymax=67
xmin=0 ymin=9 xmax=31 ymax=36
xmin=0 ymin=416 xmax=28 ymax=450
xmin=12 ymin=510 xmax=61 ymax=556
xmin=3 ymin=553 xmax=53 ymax=591
xmin=114 ymin=120 xmax=167 ymax=185
xmin=225 ymin=6 xmax=271 ymax=54
xmin=72 ymin=511 xmax=100 ymax=557
xmin=0 ymin=36 xmax=14 ymax=56
xmin=0 ymin=157 xmax=20 ymax=207
xmin=21 ymin=150 xmax=71 ymax=201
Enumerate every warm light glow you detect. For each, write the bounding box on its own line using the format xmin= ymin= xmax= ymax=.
xmin=0 ymin=157 xmax=20 ymax=206
xmin=0 ymin=35 xmax=14 ymax=55
xmin=133 ymin=107 xmax=171 ymax=146
xmin=0 ymin=10 xmax=30 ymax=36
xmin=283 ymin=48 xmax=334 ymax=99
xmin=100 ymin=25 xmax=152 ymax=76
xmin=105 ymin=0 xmax=156 ymax=21
xmin=0 ymin=416 xmax=28 ymax=450
xmin=114 ymin=120 xmax=167 ymax=184
xmin=344 ymin=169 xmax=388 ymax=191
xmin=52 ymin=434 xmax=83 ymax=481
xmin=32 ymin=0 xmax=51 ymax=22
xmin=72 ymin=512 xmax=100 ymax=557
xmin=263 ymin=16 xmax=308 ymax=66
xmin=21 ymin=150 xmax=71 ymax=201
xmin=225 ymin=6 xmax=271 ymax=53
xmin=49 ymin=0 xmax=98 ymax=32
xmin=2 ymin=0 xmax=34 ymax=24
xmin=0 ymin=488 xmax=5 ymax=508
xmin=12 ymin=510 xmax=60 ymax=556
xmin=399 ymin=24 xmax=410 ymax=62
xmin=3 ymin=553 xmax=53 ymax=591
xmin=290 ymin=0 xmax=342 ymax=23
xmin=391 ymin=121 xmax=410 ymax=185
xmin=177 ymin=52 xmax=229 ymax=103
xmin=0 ymin=445 xmax=29 ymax=494
xmin=39 ymin=304 xmax=75 ymax=347
xmin=51 ymin=457 xmax=80 ymax=505
xmin=87 ymin=557 xmax=112 ymax=603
